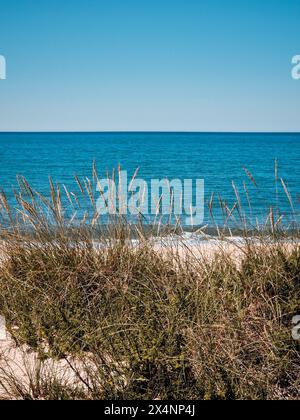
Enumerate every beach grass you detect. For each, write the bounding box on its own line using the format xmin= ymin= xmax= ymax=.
xmin=0 ymin=168 xmax=299 ymax=400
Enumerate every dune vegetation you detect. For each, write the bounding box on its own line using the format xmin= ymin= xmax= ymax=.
xmin=0 ymin=166 xmax=299 ymax=400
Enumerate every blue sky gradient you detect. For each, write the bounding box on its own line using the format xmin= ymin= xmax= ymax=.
xmin=0 ymin=0 xmax=299 ymax=132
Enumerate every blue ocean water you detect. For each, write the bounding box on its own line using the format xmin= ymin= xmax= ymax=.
xmin=0 ymin=132 xmax=299 ymax=229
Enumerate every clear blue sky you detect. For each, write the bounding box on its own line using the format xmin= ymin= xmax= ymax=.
xmin=0 ymin=0 xmax=299 ymax=132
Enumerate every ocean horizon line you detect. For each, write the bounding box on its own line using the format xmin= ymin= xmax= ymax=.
xmin=1 ymin=131 xmax=300 ymax=135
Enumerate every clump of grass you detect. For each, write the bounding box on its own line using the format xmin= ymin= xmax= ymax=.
xmin=0 ymin=166 xmax=299 ymax=400
xmin=0 ymin=242 xmax=299 ymax=400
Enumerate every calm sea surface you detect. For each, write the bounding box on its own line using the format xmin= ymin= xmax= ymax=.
xmin=0 ymin=132 xmax=299 ymax=228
